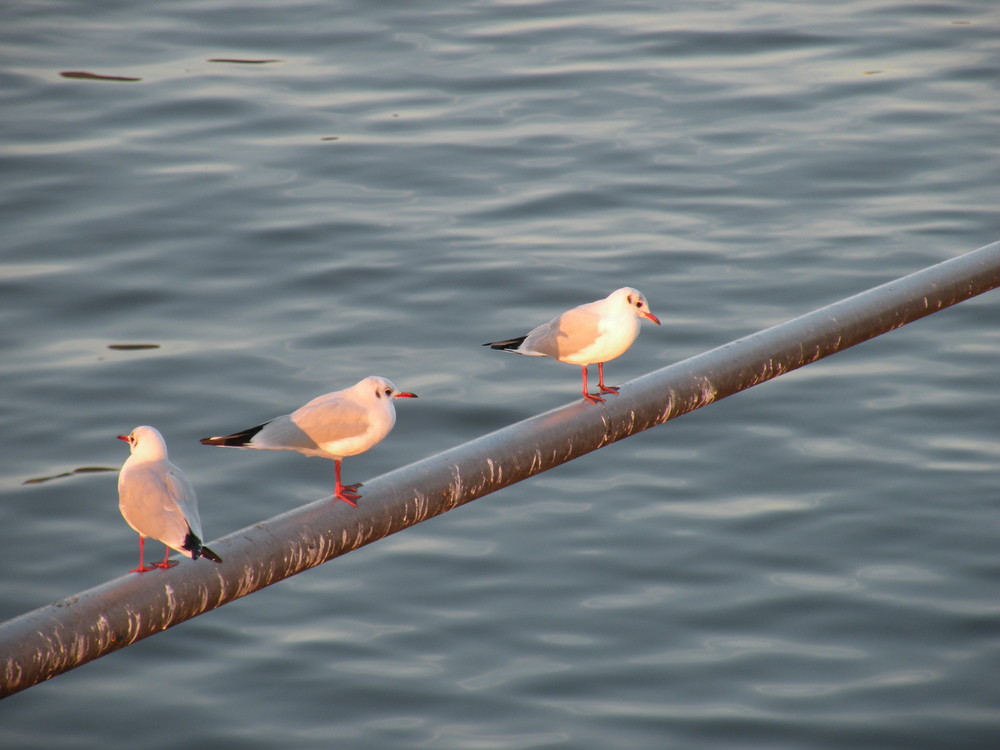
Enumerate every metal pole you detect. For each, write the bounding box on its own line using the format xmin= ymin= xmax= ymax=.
xmin=3 ymin=240 xmax=1000 ymax=698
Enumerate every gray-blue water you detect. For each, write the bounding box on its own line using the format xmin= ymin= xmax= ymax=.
xmin=2 ymin=0 xmax=999 ymax=746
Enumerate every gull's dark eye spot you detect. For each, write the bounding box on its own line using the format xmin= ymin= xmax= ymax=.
xmin=384 ymin=388 xmax=393 ymax=397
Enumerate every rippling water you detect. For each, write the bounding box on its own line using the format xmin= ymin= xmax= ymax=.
xmin=2 ymin=0 xmax=999 ymax=747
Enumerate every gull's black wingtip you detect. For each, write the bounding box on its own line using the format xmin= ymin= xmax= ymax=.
xmin=483 ymin=335 xmax=527 ymax=351
xmin=199 ymin=422 xmax=268 ymax=447
xmin=183 ymin=529 xmax=224 ymax=564
xmin=200 ymin=545 xmax=223 ymax=564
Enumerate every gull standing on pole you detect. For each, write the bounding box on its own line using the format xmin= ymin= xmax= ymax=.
xmin=484 ymin=287 xmax=661 ymax=404
xmin=200 ymin=375 xmax=417 ymax=506
xmin=117 ymin=425 xmax=223 ymax=573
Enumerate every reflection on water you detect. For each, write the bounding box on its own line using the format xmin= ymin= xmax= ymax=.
xmin=59 ymin=71 xmax=142 ymax=82
xmin=22 ymin=466 xmax=117 ymax=485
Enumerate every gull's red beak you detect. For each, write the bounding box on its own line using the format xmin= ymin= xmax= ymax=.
xmin=643 ymin=311 xmax=662 ymax=325
xmin=116 ymin=434 xmax=130 ymax=442
xmin=394 ymin=392 xmax=418 ymax=399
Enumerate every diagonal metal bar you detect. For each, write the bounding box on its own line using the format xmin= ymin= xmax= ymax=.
xmin=2 ymin=239 xmax=999 ymax=698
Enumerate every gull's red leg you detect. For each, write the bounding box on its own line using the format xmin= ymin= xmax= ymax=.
xmin=597 ymin=362 xmax=619 ymax=396
xmin=153 ymin=546 xmax=178 ymax=569
xmin=130 ymin=536 xmax=156 ymax=573
xmin=581 ymin=365 xmax=605 ymax=404
xmin=334 ymin=458 xmax=361 ymax=506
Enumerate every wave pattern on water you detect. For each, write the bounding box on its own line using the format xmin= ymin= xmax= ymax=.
xmin=1 ymin=0 xmax=999 ymax=748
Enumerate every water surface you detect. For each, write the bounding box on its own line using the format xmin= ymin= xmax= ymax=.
xmin=2 ymin=1 xmax=999 ymax=748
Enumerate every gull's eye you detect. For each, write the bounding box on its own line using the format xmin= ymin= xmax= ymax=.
xmin=384 ymin=388 xmax=393 ymax=396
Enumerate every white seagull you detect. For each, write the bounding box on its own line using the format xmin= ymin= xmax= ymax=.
xmin=484 ymin=287 xmax=661 ymax=404
xmin=117 ymin=425 xmax=223 ymax=573
xmin=200 ymin=375 xmax=417 ymax=506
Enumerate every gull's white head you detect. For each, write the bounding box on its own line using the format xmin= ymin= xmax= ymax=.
xmin=609 ymin=287 xmax=661 ymax=325
xmin=117 ymin=425 xmax=169 ymax=460
xmin=355 ymin=375 xmax=419 ymax=404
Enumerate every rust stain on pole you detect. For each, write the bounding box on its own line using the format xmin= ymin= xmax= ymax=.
xmin=2 ymin=240 xmax=1000 ymax=698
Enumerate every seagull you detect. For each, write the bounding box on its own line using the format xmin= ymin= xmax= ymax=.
xmin=117 ymin=425 xmax=223 ymax=573
xmin=200 ymin=375 xmax=417 ymax=506
xmin=483 ymin=287 xmax=661 ymax=404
